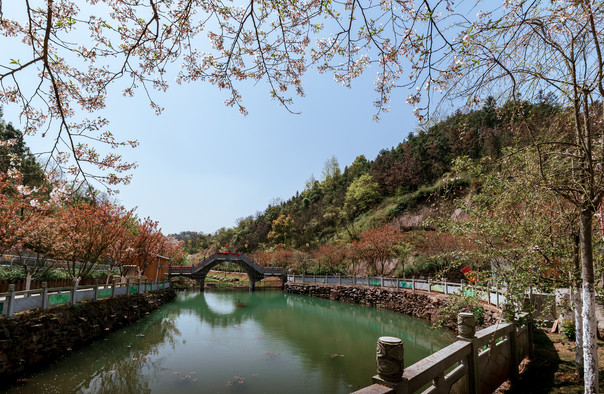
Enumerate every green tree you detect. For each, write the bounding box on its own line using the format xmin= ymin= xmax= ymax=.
xmin=343 ymin=174 xmax=381 ymax=216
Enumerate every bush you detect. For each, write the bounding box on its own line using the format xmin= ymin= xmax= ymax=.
xmin=0 ymin=268 xmax=26 ymax=281
xmin=561 ymin=319 xmax=576 ymax=341
xmin=437 ymin=290 xmax=485 ymax=328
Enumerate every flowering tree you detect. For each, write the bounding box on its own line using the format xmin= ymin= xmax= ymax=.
xmin=125 ymin=217 xmax=165 ymax=276
xmin=0 ymin=141 xmax=52 ymax=289
xmin=352 ymin=224 xmax=403 ymax=276
xmin=50 ymin=201 xmax=128 ymax=284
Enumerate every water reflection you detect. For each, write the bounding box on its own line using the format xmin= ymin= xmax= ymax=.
xmin=7 ymin=290 xmax=454 ymax=394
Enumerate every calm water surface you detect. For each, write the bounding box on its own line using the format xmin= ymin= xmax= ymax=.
xmin=8 ymin=289 xmax=454 ymax=393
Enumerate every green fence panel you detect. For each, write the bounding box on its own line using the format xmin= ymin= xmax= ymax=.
xmin=146 ymin=285 xmax=152 ymax=291
xmin=0 ymin=302 xmax=3 ymax=314
xmin=129 ymin=286 xmax=138 ymax=294
xmin=399 ymin=281 xmax=413 ymax=289
xmin=369 ymin=280 xmax=381 ymax=286
xmin=98 ymin=288 xmax=112 ymax=298
xmin=49 ymin=293 xmax=70 ymax=306
xmin=159 ymin=284 xmax=164 ymax=289
xmin=431 ymin=285 xmax=444 ymax=292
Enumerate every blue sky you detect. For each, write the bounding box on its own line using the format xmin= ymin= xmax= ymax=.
xmin=4 ymin=69 xmax=420 ymax=235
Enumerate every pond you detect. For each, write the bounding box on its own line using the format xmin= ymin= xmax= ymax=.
xmin=7 ymin=289 xmax=454 ymax=393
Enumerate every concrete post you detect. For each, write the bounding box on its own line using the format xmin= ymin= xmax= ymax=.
xmin=93 ymin=279 xmax=99 ymax=301
xmin=42 ymin=282 xmax=49 ymax=310
xmin=338 ymin=273 xmax=342 ymax=284
xmin=111 ymin=279 xmax=116 ymax=298
xmin=509 ymin=323 xmax=519 ymax=384
xmin=138 ymin=278 xmax=142 ymax=294
xmin=71 ymin=280 xmax=78 ymax=305
xmin=7 ymin=284 xmax=16 ymax=317
xmin=444 ymin=279 xmax=448 ymax=295
xmin=372 ymin=336 xmax=404 ymax=388
xmin=380 ymin=276 xmax=384 ymax=287
xmin=457 ymin=312 xmax=478 ymax=394
xmin=412 ymin=278 xmax=415 ymax=291
xmin=302 ymin=273 xmax=305 ymax=283
xmin=126 ymin=279 xmax=131 ymax=296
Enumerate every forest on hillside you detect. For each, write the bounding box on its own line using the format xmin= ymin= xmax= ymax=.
xmin=171 ymin=94 xmax=569 ymax=280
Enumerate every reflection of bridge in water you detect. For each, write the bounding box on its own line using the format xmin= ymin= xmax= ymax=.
xmin=169 ymin=253 xmax=286 ymax=290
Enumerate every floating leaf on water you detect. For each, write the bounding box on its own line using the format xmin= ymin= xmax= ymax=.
xmin=193 ymin=379 xmax=199 ymax=382
xmin=173 ymin=372 xmax=180 ymax=375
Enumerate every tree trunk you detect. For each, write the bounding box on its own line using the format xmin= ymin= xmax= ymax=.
xmin=579 ymin=209 xmax=598 ymax=393
xmin=572 ymin=233 xmax=583 ymax=369
xmin=25 ymin=273 xmax=32 ymax=292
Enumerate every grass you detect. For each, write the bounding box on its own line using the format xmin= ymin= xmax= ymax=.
xmin=496 ymin=330 xmax=604 ymax=393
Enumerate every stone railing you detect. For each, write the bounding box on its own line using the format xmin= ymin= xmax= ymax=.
xmin=0 ymin=279 xmax=171 ymax=317
xmin=287 ymin=274 xmax=507 ymax=308
xmin=354 ymin=312 xmax=533 ymax=394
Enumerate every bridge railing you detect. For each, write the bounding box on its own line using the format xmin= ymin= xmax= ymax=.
xmin=0 ymin=279 xmax=171 ymax=317
xmin=169 ymin=253 xmax=284 ymax=277
xmin=287 ymin=274 xmax=508 ymax=309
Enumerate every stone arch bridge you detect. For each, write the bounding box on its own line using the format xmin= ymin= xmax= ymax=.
xmin=169 ymin=252 xmax=285 ymax=290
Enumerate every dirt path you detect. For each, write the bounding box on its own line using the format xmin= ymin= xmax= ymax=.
xmin=496 ymin=330 xmax=604 ymax=393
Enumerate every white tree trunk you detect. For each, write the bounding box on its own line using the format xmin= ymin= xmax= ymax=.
xmin=572 ymin=286 xmax=584 ymax=367
xmin=582 ymin=285 xmax=598 ymax=393
xmin=580 ymin=211 xmax=598 ymax=393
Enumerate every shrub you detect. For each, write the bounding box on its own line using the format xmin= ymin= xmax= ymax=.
xmin=561 ymin=319 xmax=576 ymax=341
xmin=436 ymin=290 xmax=485 ymax=328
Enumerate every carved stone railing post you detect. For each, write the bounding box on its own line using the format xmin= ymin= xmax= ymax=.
xmin=371 ymin=336 xmax=404 ymax=390
xmin=457 ymin=312 xmax=478 ymax=394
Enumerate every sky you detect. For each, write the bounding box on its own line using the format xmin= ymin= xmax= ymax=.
xmin=4 ymin=70 xmax=420 ymax=235
xmin=0 ymin=3 xmax=435 ymax=236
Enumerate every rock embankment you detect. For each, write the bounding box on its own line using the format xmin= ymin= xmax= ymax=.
xmin=284 ymin=283 xmax=500 ymax=330
xmin=0 ymin=288 xmax=176 ymax=384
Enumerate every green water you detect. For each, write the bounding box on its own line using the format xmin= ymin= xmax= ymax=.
xmin=7 ymin=290 xmax=454 ymax=393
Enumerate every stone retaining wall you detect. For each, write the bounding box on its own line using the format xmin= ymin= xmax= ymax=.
xmin=0 ymin=288 xmax=176 ymax=385
xmin=284 ymin=282 xmax=500 ymax=330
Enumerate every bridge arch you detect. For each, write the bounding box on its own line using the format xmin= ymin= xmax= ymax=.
xmin=169 ymin=252 xmax=285 ymax=290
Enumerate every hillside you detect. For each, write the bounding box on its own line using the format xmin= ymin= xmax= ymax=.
xmin=171 ymin=96 xmax=561 ymax=277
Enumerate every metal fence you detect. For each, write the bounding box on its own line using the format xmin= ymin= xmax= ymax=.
xmin=0 ymin=279 xmax=171 ymax=317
